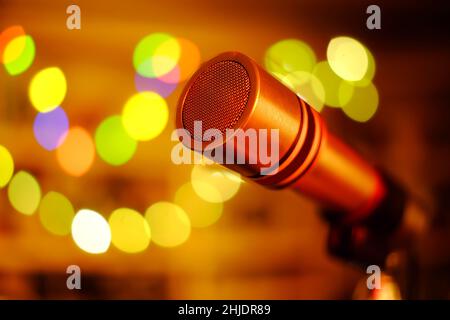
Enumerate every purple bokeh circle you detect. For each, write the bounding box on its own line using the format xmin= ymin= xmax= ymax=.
xmin=33 ymin=107 xmax=69 ymax=151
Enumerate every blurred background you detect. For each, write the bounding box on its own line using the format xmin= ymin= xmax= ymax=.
xmin=0 ymin=0 xmax=449 ymax=299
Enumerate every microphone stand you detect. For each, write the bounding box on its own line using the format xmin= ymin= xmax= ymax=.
xmin=321 ymin=172 xmax=432 ymax=299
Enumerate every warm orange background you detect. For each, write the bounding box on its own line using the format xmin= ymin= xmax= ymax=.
xmin=0 ymin=0 xmax=448 ymax=299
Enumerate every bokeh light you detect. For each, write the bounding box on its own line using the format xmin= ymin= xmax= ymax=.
xmin=265 ymin=38 xmax=378 ymax=120
xmin=71 ymin=209 xmax=111 ymax=254
xmin=133 ymin=33 xmax=180 ymax=78
xmin=133 ymin=35 xmax=200 ymax=92
xmin=327 ymin=36 xmax=368 ymax=81
xmin=341 ymin=83 xmax=379 ymax=122
xmin=145 ymin=202 xmax=190 ymax=248
xmin=174 ymin=182 xmax=223 ymax=228
xmin=3 ymin=35 xmax=35 ymax=76
xmin=191 ymin=164 xmax=241 ymax=203
xmin=280 ymin=71 xmax=326 ymax=112
xmin=0 ymin=26 xmax=25 ymax=59
xmin=134 ymin=71 xmax=178 ymax=97
xmin=109 ymin=208 xmax=151 ymax=253
xmin=312 ymin=61 xmax=354 ymax=108
xmin=122 ymin=92 xmax=169 ymax=141
xmin=56 ymin=127 xmax=95 ymax=176
xmin=95 ymin=115 xmax=138 ymax=166
xmin=265 ymin=39 xmax=316 ymax=77
xmin=373 ymin=274 xmax=402 ymax=300
xmin=7 ymin=171 xmax=41 ymax=215
xmin=157 ymin=63 xmax=180 ymax=84
xmin=2 ymin=35 xmax=27 ymax=64
xmin=165 ymin=38 xmax=201 ymax=83
xmin=29 ymin=67 xmax=67 ymax=113
xmin=33 ymin=107 xmax=69 ymax=151
xmin=0 ymin=145 xmax=14 ymax=188
xmin=353 ymin=47 xmax=376 ymax=87
xmin=39 ymin=191 xmax=75 ymax=236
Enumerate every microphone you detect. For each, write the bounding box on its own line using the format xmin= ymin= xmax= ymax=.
xmin=175 ymin=52 xmax=431 ymax=276
xmin=175 ymin=52 xmax=386 ymax=222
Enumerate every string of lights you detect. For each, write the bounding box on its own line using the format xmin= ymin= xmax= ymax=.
xmin=0 ymin=26 xmax=377 ymax=256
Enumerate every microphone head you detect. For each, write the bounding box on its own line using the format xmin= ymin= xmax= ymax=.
xmin=181 ymin=59 xmax=251 ymax=140
xmin=176 ymin=52 xmax=315 ymax=179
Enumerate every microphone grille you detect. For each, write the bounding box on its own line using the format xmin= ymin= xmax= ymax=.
xmin=182 ymin=60 xmax=251 ymax=140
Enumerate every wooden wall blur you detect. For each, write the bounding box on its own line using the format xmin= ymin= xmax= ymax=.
xmin=0 ymin=0 xmax=448 ymax=299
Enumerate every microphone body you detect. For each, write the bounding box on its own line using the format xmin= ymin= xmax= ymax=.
xmin=176 ymin=52 xmax=385 ymax=221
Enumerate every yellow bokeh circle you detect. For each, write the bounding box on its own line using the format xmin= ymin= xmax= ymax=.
xmin=122 ymin=92 xmax=169 ymax=141
xmin=145 ymin=202 xmax=190 ymax=248
xmin=109 ymin=208 xmax=151 ymax=253
xmin=341 ymin=83 xmax=379 ymax=122
xmin=191 ymin=164 xmax=241 ymax=203
xmin=265 ymin=39 xmax=316 ymax=77
xmin=29 ymin=67 xmax=67 ymax=113
xmin=0 ymin=145 xmax=14 ymax=188
xmin=7 ymin=171 xmax=41 ymax=215
xmin=280 ymin=71 xmax=326 ymax=112
xmin=353 ymin=47 xmax=376 ymax=87
xmin=327 ymin=36 xmax=369 ymax=82
xmin=313 ymin=61 xmax=354 ymax=108
xmin=39 ymin=191 xmax=75 ymax=236
xmin=174 ymin=182 xmax=223 ymax=228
